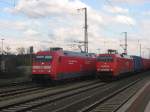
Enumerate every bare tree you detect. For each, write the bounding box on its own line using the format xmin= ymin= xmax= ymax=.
xmin=0 ymin=47 xmax=1 ymax=54
xmin=16 ymin=47 xmax=25 ymax=55
xmin=5 ymin=46 xmax=11 ymax=55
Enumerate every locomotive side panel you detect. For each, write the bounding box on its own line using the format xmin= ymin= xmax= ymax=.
xmin=56 ymin=56 xmax=82 ymax=80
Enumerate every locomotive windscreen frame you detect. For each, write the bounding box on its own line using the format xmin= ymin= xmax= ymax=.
xmin=97 ymin=56 xmax=113 ymax=62
xmin=34 ymin=55 xmax=52 ymax=62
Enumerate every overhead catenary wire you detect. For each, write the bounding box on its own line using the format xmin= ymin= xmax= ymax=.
xmin=0 ymin=0 xmax=15 ymax=7
xmin=104 ymin=0 xmax=134 ymax=28
xmin=104 ymin=0 xmax=148 ymax=56
xmin=121 ymin=0 xmax=149 ymax=58
xmin=105 ymin=0 xmax=146 ymax=40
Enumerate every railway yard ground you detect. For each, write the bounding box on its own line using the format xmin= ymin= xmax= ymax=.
xmin=0 ymin=76 xmax=31 ymax=87
xmin=0 ymin=71 xmax=150 ymax=112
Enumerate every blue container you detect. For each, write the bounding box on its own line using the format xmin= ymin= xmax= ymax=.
xmin=132 ymin=56 xmax=143 ymax=72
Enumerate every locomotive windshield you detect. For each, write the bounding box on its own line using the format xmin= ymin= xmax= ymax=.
xmin=35 ymin=55 xmax=52 ymax=62
xmin=97 ymin=56 xmax=113 ymax=62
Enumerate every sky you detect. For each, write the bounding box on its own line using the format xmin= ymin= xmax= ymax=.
xmin=0 ymin=0 xmax=150 ymax=57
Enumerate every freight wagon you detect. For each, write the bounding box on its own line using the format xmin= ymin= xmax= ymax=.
xmin=131 ymin=56 xmax=143 ymax=72
xmin=142 ymin=58 xmax=150 ymax=70
xmin=96 ymin=52 xmax=150 ymax=79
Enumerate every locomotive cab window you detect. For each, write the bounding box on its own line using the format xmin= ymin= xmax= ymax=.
xmin=97 ymin=56 xmax=113 ymax=62
xmin=45 ymin=56 xmax=52 ymax=61
xmin=35 ymin=55 xmax=52 ymax=62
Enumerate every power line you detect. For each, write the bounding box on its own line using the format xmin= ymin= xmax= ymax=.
xmin=146 ymin=48 xmax=150 ymax=59
xmin=104 ymin=0 xmax=143 ymax=36
xmin=104 ymin=0 xmax=148 ymax=56
xmin=0 ymin=0 xmax=15 ymax=7
xmin=122 ymin=0 xmax=149 ymax=58
xmin=116 ymin=0 xmax=143 ymax=37
xmin=104 ymin=0 xmax=134 ymax=28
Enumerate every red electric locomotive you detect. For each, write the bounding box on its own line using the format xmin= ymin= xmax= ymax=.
xmin=96 ymin=52 xmax=134 ymax=78
xmin=32 ymin=47 xmax=96 ymax=82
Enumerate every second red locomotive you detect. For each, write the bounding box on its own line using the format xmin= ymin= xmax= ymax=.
xmin=96 ymin=49 xmax=150 ymax=78
xmin=96 ymin=53 xmax=134 ymax=78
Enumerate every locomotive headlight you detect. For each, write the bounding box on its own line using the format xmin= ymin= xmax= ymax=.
xmin=97 ymin=69 xmax=101 ymax=71
xmin=33 ymin=66 xmax=40 ymax=69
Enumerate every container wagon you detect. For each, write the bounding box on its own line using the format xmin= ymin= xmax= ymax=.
xmin=131 ymin=56 xmax=143 ymax=72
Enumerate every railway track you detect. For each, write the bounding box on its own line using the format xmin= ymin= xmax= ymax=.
xmin=0 ymin=81 xmax=42 ymax=101
xmin=0 ymin=73 xmax=148 ymax=112
xmin=0 ymin=80 xmax=32 ymax=88
xmin=0 ymin=83 xmax=37 ymax=94
xmin=0 ymin=79 xmax=103 ymax=112
xmin=29 ymin=74 xmax=147 ymax=112
xmin=89 ymin=75 xmax=150 ymax=112
xmin=80 ymin=79 xmax=142 ymax=112
xmin=50 ymin=76 xmax=141 ymax=112
xmin=0 ymin=79 xmax=96 ymax=101
xmin=0 ymin=86 xmax=43 ymax=100
xmin=0 ymin=81 xmax=34 ymax=94
xmin=0 ymin=80 xmax=99 ymax=101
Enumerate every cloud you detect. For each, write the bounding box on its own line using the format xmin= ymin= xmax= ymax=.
xmin=112 ymin=0 xmax=150 ymax=4
xmin=0 ymin=19 xmax=45 ymax=51
xmin=1 ymin=0 xmax=149 ymax=57
xmin=0 ymin=20 xmax=27 ymax=30
xmin=138 ymin=20 xmax=150 ymax=39
xmin=114 ymin=15 xmax=136 ymax=25
xmin=24 ymin=29 xmax=41 ymax=38
xmin=103 ymin=5 xmax=129 ymax=14
xmin=102 ymin=5 xmax=136 ymax=26
xmin=142 ymin=10 xmax=150 ymax=17
xmin=6 ymin=0 xmax=89 ymax=18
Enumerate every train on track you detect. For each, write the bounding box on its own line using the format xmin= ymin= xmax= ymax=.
xmin=32 ymin=48 xmax=150 ymax=82
xmin=96 ymin=53 xmax=133 ymax=78
xmin=96 ymin=50 xmax=150 ymax=78
xmin=32 ymin=47 xmax=96 ymax=82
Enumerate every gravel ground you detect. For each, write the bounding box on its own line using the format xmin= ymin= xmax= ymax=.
xmin=0 ymin=66 xmax=32 ymax=86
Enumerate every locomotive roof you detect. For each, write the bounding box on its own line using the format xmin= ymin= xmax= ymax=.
xmin=98 ymin=53 xmax=133 ymax=59
xmin=131 ymin=55 xmax=141 ymax=58
xmin=36 ymin=50 xmax=95 ymax=57
xmin=63 ymin=51 xmax=92 ymax=57
xmin=122 ymin=54 xmax=133 ymax=59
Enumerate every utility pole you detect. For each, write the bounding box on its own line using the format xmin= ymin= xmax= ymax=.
xmin=138 ymin=40 xmax=142 ymax=57
xmin=120 ymin=32 xmax=127 ymax=55
xmin=1 ymin=39 xmax=5 ymax=72
xmin=123 ymin=32 xmax=127 ymax=55
xmin=140 ymin=43 xmax=142 ymax=57
xmin=77 ymin=7 xmax=88 ymax=53
xmin=142 ymin=51 xmax=145 ymax=58
xmin=147 ymin=48 xmax=150 ymax=59
xmin=1 ymin=39 xmax=4 ymax=55
xmin=97 ymin=48 xmax=100 ymax=54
